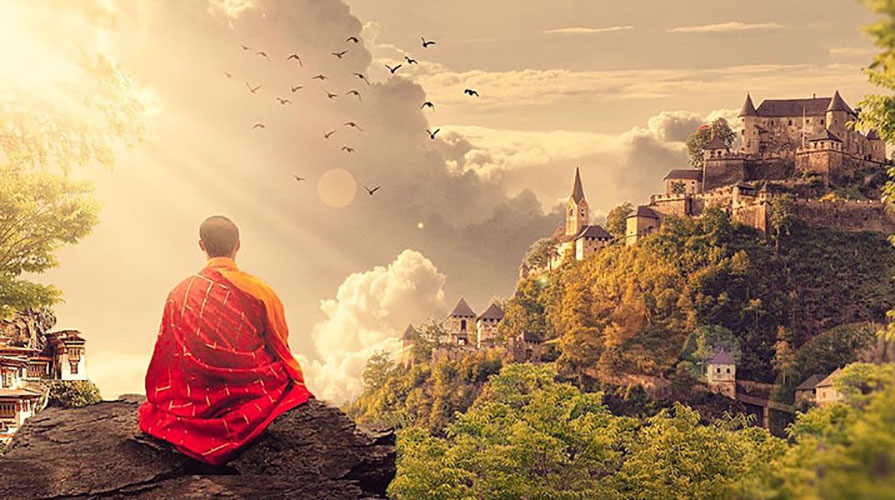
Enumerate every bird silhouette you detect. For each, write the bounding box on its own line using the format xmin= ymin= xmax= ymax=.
xmin=353 ymin=72 xmax=370 ymax=85
xmin=464 ymin=88 xmax=479 ymax=97
xmin=293 ymin=174 xmax=307 ymax=182
xmin=405 ymin=56 xmax=418 ymax=65
xmin=286 ymin=53 xmax=303 ymax=66
xmin=421 ymin=101 xmax=435 ymax=110
xmin=363 ymin=185 xmax=381 ymax=196
xmin=246 ymin=82 xmax=263 ymax=94
xmin=346 ymin=90 xmax=362 ymax=100
xmin=324 ymin=130 xmax=337 ymax=139
xmin=313 ymin=74 xmax=328 ymax=81
xmin=385 ymin=64 xmax=402 ymax=74
xmin=252 ymin=123 xmax=265 ymax=130
xmin=325 ymin=90 xmax=339 ymax=99
xmin=344 ymin=122 xmax=363 ymax=131
xmin=291 ymin=85 xmax=304 ymax=93
xmin=421 ymin=36 xmax=436 ymax=48
xmin=276 ymin=97 xmax=292 ymax=105
xmin=346 ymin=36 xmax=360 ymax=43
xmin=332 ymin=50 xmax=349 ymax=59
xmin=427 ymin=128 xmax=440 ymax=140
xmin=241 ymin=43 xmax=251 ymax=51
xmin=342 ymin=146 xmax=355 ymax=153
xmin=223 ymin=71 xmax=232 ymax=78
xmin=256 ymin=51 xmax=270 ymax=62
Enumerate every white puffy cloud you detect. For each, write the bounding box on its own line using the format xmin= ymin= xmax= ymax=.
xmin=300 ymin=250 xmax=448 ymax=404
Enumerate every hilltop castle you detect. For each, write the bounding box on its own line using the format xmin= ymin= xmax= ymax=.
xmin=626 ymin=91 xmax=895 ymax=244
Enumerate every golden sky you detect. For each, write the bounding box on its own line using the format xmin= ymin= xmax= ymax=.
xmin=4 ymin=0 xmax=880 ymax=402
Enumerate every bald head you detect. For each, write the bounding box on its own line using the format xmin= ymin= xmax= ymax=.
xmin=199 ymin=216 xmax=240 ymax=258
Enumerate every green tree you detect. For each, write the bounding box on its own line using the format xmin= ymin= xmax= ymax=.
xmin=362 ymin=350 xmax=394 ymax=393
xmin=524 ymin=237 xmax=556 ymax=270
xmin=770 ymin=194 xmax=796 ymax=252
xmin=606 ymin=202 xmax=633 ymax=240
xmin=45 ymin=380 xmax=102 ymax=408
xmin=686 ymin=118 xmax=737 ymax=169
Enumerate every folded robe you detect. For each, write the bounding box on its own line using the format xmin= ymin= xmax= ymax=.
xmin=138 ymin=257 xmax=312 ymax=465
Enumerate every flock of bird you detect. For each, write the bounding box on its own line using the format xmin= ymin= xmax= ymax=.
xmin=225 ymin=33 xmax=480 ymax=198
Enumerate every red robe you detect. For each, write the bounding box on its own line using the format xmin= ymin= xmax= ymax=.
xmin=138 ymin=257 xmax=311 ymax=465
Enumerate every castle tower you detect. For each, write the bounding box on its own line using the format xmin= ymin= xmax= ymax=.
xmin=398 ymin=324 xmax=415 ymax=367
xmin=739 ymin=93 xmax=759 ymax=154
xmin=706 ymin=349 xmax=736 ymax=399
xmin=447 ymin=298 xmax=476 ymax=346
xmin=565 ymin=167 xmax=589 ymax=236
xmin=825 ymin=90 xmax=851 ymax=139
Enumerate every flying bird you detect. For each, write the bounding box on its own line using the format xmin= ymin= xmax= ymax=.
xmin=325 ymin=90 xmax=339 ymax=99
xmin=404 ymin=56 xmax=418 ymax=65
xmin=385 ymin=64 xmax=402 ymax=74
xmin=346 ymin=89 xmax=362 ymax=100
xmin=332 ymin=50 xmax=349 ymax=59
xmin=276 ymin=97 xmax=292 ymax=105
xmin=344 ymin=121 xmax=363 ymax=131
xmin=255 ymin=50 xmax=270 ymax=62
xmin=286 ymin=53 xmax=303 ymax=66
xmin=421 ymin=101 xmax=435 ymax=110
xmin=293 ymin=174 xmax=307 ymax=182
xmin=291 ymin=85 xmax=304 ymax=93
xmin=353 ymin=72 xmax=370 ymax=85
xmin=346 ymin=36 xmax=360 ymax=43
xmin=464 ymin=88 xmax=480 ymax=97
xmin=252 ymin=123 xmax=265 ymax=130
xmin=246 ymin=82 xmax=263 ymax=94
xmin=324 ymin=130 xmax=337 ymax=139
xmin=421 ymin=36 xmax=436 ymax=48
xmin=427 ymin=128 xmax=440 ymax=140
xmin=313 ymin=74 xmax=328 ymax=81
xmin=342 ymin=146 xmax=355 ymax=153
xmin=363 ymin=185 xmax=381 ymax=196
xmin=241 ymin=43 xmax=251 ymax=51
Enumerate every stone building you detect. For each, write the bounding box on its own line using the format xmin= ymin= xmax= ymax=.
xmin=706 ymin=349 xmax=736 ymax=399
xmin=445 ymin=298 xmax=476 ymax=346
xmin=475 ymin=303 xmax=505 ymax=349
xmin=508 ymin=331 xmax=544 ymax=363
xmin=546 ymin=168 xmax=613 ymax=269
xmin=814 ymin=368 xmax=844 ymax=406
xmin=625 ymin=206 xmax=660 ymax=246
xmin=794 ymin=374 xmax=825 ymax=407
xmin=397 ymin=324 xmax=415 ymax=367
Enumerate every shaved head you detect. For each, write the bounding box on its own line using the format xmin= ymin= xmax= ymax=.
xmin=199 ymin=215 xmax=240 ymax=258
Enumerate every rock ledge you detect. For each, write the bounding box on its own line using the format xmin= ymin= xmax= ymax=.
xmin=0 ymin=396 xmax=395 ymax=499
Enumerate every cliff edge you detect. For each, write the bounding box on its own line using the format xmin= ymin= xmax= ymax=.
xmin=0 ymin=396 xmax=395 ymax=499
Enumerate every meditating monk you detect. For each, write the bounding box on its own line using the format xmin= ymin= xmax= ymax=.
xmin=139 ymin=215 xmax=312 ymax=465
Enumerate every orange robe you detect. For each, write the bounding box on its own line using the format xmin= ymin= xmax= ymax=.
xmin=138 ymin=257 xmax=312 ymax=465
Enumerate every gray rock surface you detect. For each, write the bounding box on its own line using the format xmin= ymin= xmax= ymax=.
xmin=0 ymin=396 xmax=395 ymax=499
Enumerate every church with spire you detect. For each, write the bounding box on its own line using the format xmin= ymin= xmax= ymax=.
xmin=547 ymin=168 xmax=612 ymax=269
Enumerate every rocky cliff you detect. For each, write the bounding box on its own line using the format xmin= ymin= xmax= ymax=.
xmin=0 ymin=396 xmax=395 ymax=499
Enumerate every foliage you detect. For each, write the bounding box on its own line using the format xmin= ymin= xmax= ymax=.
xmin=680 ymin=325 xmax=742 ymax=380
xmin=606 ymin=202 xmax=633 ymax=240
xmin=524 ymin=238 xmax=557 ymax=270
xmin=0 ymin=166 xmax=99 ymax=316
xmin=363 ymin=350 xmax=394 ymax=393
xmin=44 ymin=380 xmax=102 ymax=408
xmin=499 ymin=275 xmax=561 ymax=343
xmin=769 ymin=194 xmax=796 ymax=252
xmin=686 ymin=118 xmax=737 ymax=169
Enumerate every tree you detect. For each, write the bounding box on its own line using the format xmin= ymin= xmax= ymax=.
xmin=362 ymin=350 xmax=394 ymax=393
xmin=686 ymin=118 xmax=737 ymax=169
xmin=770 ymin=194 xmax=796 ymax=252
xmin=772 ymin=326 xmax=796 ymax=386
xmin=523 ymin=237 xmax=556 ymax=270
xmin=606 ymin=202 xmax=633 ymax=240
xmin=0 ymin=167 xmax=99 ymax=316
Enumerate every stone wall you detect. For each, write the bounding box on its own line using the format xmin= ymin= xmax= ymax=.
xmin=791 ymin=199 xmax=895 ymax=233
xmin=704 ymin=156 xmax=746 ymax=191
xmin=733 ymin=204 xmax=770 ymax=235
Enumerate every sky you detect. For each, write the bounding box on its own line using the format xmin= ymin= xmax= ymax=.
xmin=2 ymin=0 xmax=882 ymax=403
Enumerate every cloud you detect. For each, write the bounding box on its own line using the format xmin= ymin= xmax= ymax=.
xmin=542 ymin=26 xmax=634 ymax=35
xmin=829 ymin=46 xmax=877 ymax=60
xmin=300 ymin=250 xmax=448 ymax=403
xmin=668 ymin=22 xmax=783 ymax=34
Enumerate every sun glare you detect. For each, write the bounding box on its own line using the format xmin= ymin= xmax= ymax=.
xmin=317 ymin=168 xmax=357 ymax=208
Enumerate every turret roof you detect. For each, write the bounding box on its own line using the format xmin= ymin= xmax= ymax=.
xmin=478 ymin=303 xmax=505 ymax=321
xmin=575 ymin=224 xmax=612 ymax=241
xmin=738 ymin=94 xmax=757 ymax=117
xmin=808 ymin=129 xmax=843 ymax=143
xmin=571 ymin=167 xmax=586 ymax=203
xmin=827 ymin=90 xmax=852 ymax=113
xmin=755 ymin=96 xmax=835 ymax=117
xmin=449 ymin=298 xmax=476 ymax=318
xmin=664 ymin=169 xmax=703 ymax=181
xmin=705 ymin=135 xmax=729 ymax=151
xmin=628 ymin=205 xmax=660 ymax=220
xmin=708 ymin=349 xmax=735 ymax=365
xmin=402 ymin=324 xmax=415 ymax=340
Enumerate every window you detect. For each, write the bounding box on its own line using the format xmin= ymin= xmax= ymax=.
xmin=460 ymin=319 xmax=467 ymax=332
xmin=0 ymin=403 xmax=15 ymax=418
xmin=70 ymin=361 xmax=78 ymax=375
xmin=789 ymin=120 xmax=793 ymax=126
xmin=726 ymin=368 xmax=730 ymax=374
xmin=716 ymin=367 xmax=721 ymax=374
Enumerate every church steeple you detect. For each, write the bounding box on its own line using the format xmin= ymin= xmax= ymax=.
xmin=566 ymin=167 xmax=589 ymax=236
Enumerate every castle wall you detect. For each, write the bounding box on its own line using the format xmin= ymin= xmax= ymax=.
xmin=733 ymin=204 xmax=770 ymax=236
xmin=791 ymin=199 xmax=895 ymax=233
xmin=704 ymin=155 xmax=746 ymax=191
xmin=649 ymin=197 xmax=690 ymax=218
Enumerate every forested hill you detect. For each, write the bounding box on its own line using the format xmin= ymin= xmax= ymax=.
xmin=502 ymin=207 xmax=895 ymax=389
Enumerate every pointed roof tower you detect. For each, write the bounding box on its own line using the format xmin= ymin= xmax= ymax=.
xmin=739 ymin=93 xmax=757 ymax=117
xmin=449 ymin=298 xmax=476 ymax=318
xmin=477 ymin=303 xmax=505 ymax=321
xmin=571 ymin=167 xmax=586 ymax=203
xmin=402 ymin=324 xmax=415 ymax=341
xmin=709 ymin=349 xmax=735 ymax=365
xmin=826 ymin=90 xmax=852 ymax=113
